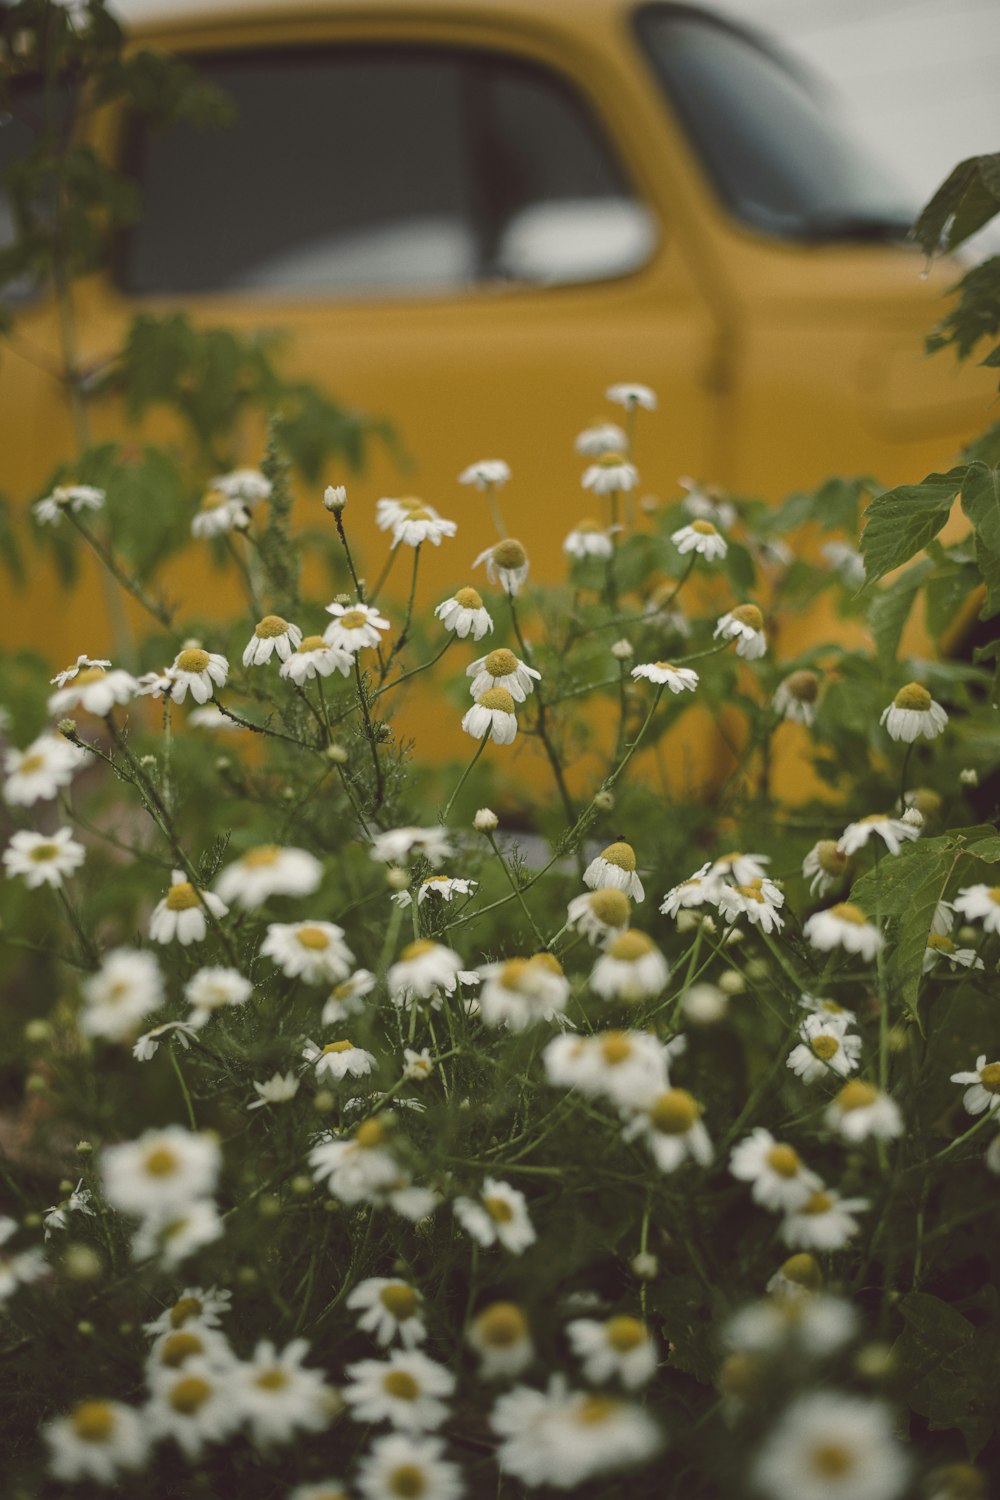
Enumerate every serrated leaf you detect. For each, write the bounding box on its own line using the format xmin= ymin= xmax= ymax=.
xmin=961 ymin=463 xmax=1000 ymax=553
xmin=895 ymin=857 xmax=955 ymax=1022
xmin=964 ymin=835 xmax=1000 ymax=862
xmin=868 ymin=561 xmax=932 ymax=674
xmin=975 ymin=534 xmax=1000 ymax=621
xmin=913 ymin=153 xmax=1000 ymax=257
xmin=860 ymin=469 xmax=965 ymax=584
xmin=892 ymin=1293 xmax=1000 ymax=1458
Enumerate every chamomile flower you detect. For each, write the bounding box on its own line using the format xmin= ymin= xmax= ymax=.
xmin=146 ymin=1324 xmax=234 ymax=1382
xmin=729 ymin=1128 xmax=822 ymax=1212
xmin=343 ymin=1350 xmax=454 ymax=1432
xmin=48 ymin=661 xmax=138 ymax=716
xmin=183 ymin=966 xmax=253 ymax=1027
xmin=454 ymin=1178 xmax=536 ymax=1255
xmin=591 ymin=930 xmax=669 ymax=1003
xmin=715 ymin=604 xmax=767 ymax=659
xmin=459 ymin=458 xmax=511 ymax=489
xmin=324 ymin=601 xmax=390 ymax=653
xmin=132 ymin=1020 xmax=196 ymax=1061
xmin=3 ymin=732 xmax=86 ymax=806
xmin=149 ymin=871 xmax=228 ymax=946
xmin=766 ymin=1253 xmax=823 ymax=1299
xmin=415 ymin=875 xmax=477 ymax=905
xmin=630 ymin=660 xmax=699 ymax=693
xmin=606 ymin=382 xmax=656 ymax=410
xmin=131 ymin=1200 xmax=225 ymax=1269
xmin=391 ymin=506 xmax=457 ymax=549
xmin=147 ymin=1361 xmax=241 ymax=1458
xmin=356 ymin=1433 xmax=464 ymax=1500
xmin=544 ymin=1028 xmax=667 ymax=1109
xmin=781 ymin=1189 xmax=868 ymax=1251
xmin=260 ymin=920 xmax=354 ymax=984
xmin=584 ymin=840 xmax=644 ymax=902
xmin=33 ymin=483 xmax=105 ymax=526
xmin=825 ymin=1081 xmax=903 ymax=1141
xmin=951 ymin=1055 xmax=1000 ymax=1115
xmin=388 ymin=940 xmax=463 ymax=1008
xmin=922 ymin=934 xmax=984 ymax=972
xmin=376 ymin=495 xmax=423 ymax=531
xmin=773 ymin=670 xmax=820 ymax=726
xmin=880 ymin=682 xmax=948 ymax=743
xmin=462 ymin=687 xmax=518 ymax=744
xmin=303 ymin=1038 xmax=376 ymax=1082
xmin=248 ymin=1071 xmax=300 ymax=1109
xmin=751 ymin=1392 xmax=909 ymax=1500
xmin=472 ymin=537 xmax=530 ymax=596
xmin=787 ymin=1015 xmax=861 ymax=1084
xmin=490 ymin=1375 xmax=661 ymax=1489
xmin=43 ymin=1180 xmax=94 ymax=1238
xmin=582 ymin=452 xmax=639 ymax=494
xmin=44 ymin=1398 xmax=146 ymax=1485
xmin=671 ymin=520 xmax=727 ymax=560
xmin=4 ymin=827 xmax=85 ymax=889
xmin=566 ymin=1315 xmax=658 ymax=1389
xmin=187 ymin=705 xmax=239 ymax=731
xmin=280 ymin=635 xmax=353 ymax=684
xmin=0 ymin=1218 xmax=45 ymax=1307
xmin=102 ymin=1126 xmax=221 ymax=1219
xmin=370 ymin=827 xmax=453 ymax=867
xmin=243 ymin=614 xmax=303 ymax=667
xmin=799 ymin=993 xmax=857 ymax=1026
xmin=80 ymin=948 xmax=164 ymax=1041
xmin=348 ymin=1278 xmax=427 ymax=1349
xmin=725 ymin=1295 xmax=859 ymax=1359
xmin=210 ymin=467 xmax=272 ymax=504
xmin=214 ymin=844 xmax=323 ymax=909
xmin=310 ymin=1120 xmax=435 ymax=1218
xmin=144 ymin=1286 xmax=232 ymax=1338
xmin=434 ymin=586 xmax=494 ymax=640
xmin=566 ymin=888 xmax=631 ymax=945
xmin=802 ymin=841 xmax=851 ymax=898
xmin=717 ymin=878 xmax=786 ymax=933
xmin=624 ymin=1088 xmax=712 ymax=1173
xmin=708 ymin=851 xmax=769 ymax=886
xmin=191 ymin=491 xmax=250 ymax=538
xmin=660 ymin=862 xmax=716 ymax=917
xmin=468 ymin=1302 xmax=535 ymax=1379
xmin=235 ymin=1339 xmax=333 ymax=1446
xmin=467 ymin=647 xmax=540 ymax=703
xmin=164 ymin=647 xmax=229 ymax=705
xmin=322 ymin=969 xmax=377 ymax=1025
xmin=804 ymin=903 xmax=883 ymax=960
xmin=575 ymin=420 xmax=627 ymax=456
xmin=837 ymin=813 xmax=919 ymax=858
xmin=477 ymin=954 xmax=570 ymax=1030
xmin=566 ymin=516 xmax=623 ymax=560
xmin=952 ymin=884 xmax=1000 ymax=934
xmin=403 ymin=1047 xmax=434 ymax=1081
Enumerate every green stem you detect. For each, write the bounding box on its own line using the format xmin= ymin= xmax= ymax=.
xmin=508 ymin=595 xmax=577 ymax=827
xmin=353 ymin=658 xmax=385 ymax=810
xmin=444 ymin=736 xmax=489 ymax=821
xmin=68 ymin=513 xmax=175 ymax=635
xmin=169 ymin=1045 xmax=197 ymax=1130
xmin=486 ymin=482 xmax=507 ymax=540
xmin=486 ymin=831 xmax=546 ymax=947
xmin=381 ymin=544 xmax=422 ymax=681
xmin=334 ymin=508 xmax=366 ymax=600
xmin=366 ymin=545 xmax=399 ymax=607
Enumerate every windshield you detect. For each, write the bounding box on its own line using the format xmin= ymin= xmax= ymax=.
xmin=633 ymin=3 xmax=915 ymax=240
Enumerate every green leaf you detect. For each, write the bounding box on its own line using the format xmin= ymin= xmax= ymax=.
xmin=913 ymin=154 xmax=1000 ymax=257
xmin=974 ymin=534 xmax=1000 ymax=621
xmin=868 ymin=560 xmax=932 ymax=675
xmin=860 ymin=468 xmax=966 ymax=584
xmin=892 ymin=1293 xmax=1000 ymax=1457
xmin=962 ymin=419 xmax=1000 ymax=467
xmin=961 ymin=462 xmax=1000 ymax=552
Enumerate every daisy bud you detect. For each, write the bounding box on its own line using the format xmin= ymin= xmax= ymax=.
xmin=682 ymin=983 xmax=728 ymax=1026
xmin=325 ymin=743 xmax=349 ymax=764
xmin=63 ymin=1245 xmax=102 ymax=1281
xmin=75 ymin=1141 xmax=93 ymax=1155
xmin=57 ymin=719 xmax=77 ymax=738
xmin=386 ymin=866 xmax=410 ymax=891
xmin=718 ymin=970 xmax=744 ymax=996
xmin=593 ymin=791 xmax=614 ymax=811
xmin=610 ymin=639 xmax=634 ymax=660
xmin=630 ymin=1252 xmax=659 ymax=1280
xmin=474 ymin=807 xmax=498 ymax=831
xmin=24 ymin=1019 xmax=51 ymax=1044
xmin=324 ymin=484 xmax=347 ymax=512
xmin=314 ymin=1090 xmax=335 ymax=1115
xmin=901 ymin=807 xmax=923 ymax=830
xmin=854 ymin=1342 xmax=895 ymax=1381
xmin=960 ymin=768 xmax=979 ymax=787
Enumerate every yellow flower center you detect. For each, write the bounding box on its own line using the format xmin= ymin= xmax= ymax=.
xmin=810 ymin=1035 xmax=840 ymax=1061
xmin=735 ymin=879 xmax=767 ymax=903
xmin=499 ymin=959 xmax=531 ymax=991
xmin=829 ymin=902 xmax=866 ymax=925
xmin=454 ymin=587 xmax=483 ymax=609
xmin=810 ymin=1443 xmax=854 ymax=1478
xmin=323 ymin=1040 xmax=354 ymax=1054
xmin=477 ymin=687 xmax=516 ymax=714
xmin=159 ymin=1332 xmax=205 ymax=1367
xmin=784 ymin=670 xmax=819 ymax=702
xmin=816 ymin=841 xmax=848 ymax=877
xmin=401 ymin=939 xmax=437 ymax=960
xmin=606 ymin=1315 xmax=645 ymax=1352
xmin=765 ymin=1144 xmax=800 ymax=1178
xmin=475 ymin=1302 xmax=527 ymax=1347
xmin=989 ymin=887 xmax=1000 ymax=907
xmin=71 ymin=1401 xmax=115 ymax=1443
xmin=484 ymin=1194 xmax=514 ymax=1223
xmin=169 ymin=1296 xmax=203 ymax=1328
xmin=803 ymin=1190 xmax=833 ymax=1216
xmin=388 ymin=1466 xmax=427 ymax=1498
xmin=72 ymin=667 xmax=107 ymax=686
xmin=405 ymin=507 xmax=435 ymax=522
xmin=165 ymin=881 xmax=200 ymax=911
xmin=529 ymin=951 xmax=563 ymax=977
xmin=383 ymin=1370 xmax=420 ymax=1400
xmin=338 ymin=610 xmax=368 ymax=629
xmin=600 ymin=1032 xmax=633 ymax=1065
xmin=691 ymin=519 xmax=717 ymax=535
xmin=296 ymin=926 xmax=330 ymax=950
xmin=175 ymin=648 xmax=210 ymax=674
xmin=894 ymin=682 xmax=931 ymax=711
xmin=380 ymin=1284 xmax=418 ymax=1320
xmin=255 ymin=1368 xmax=289 ymax=1392
xmin=355 ymin=1119 xmax=386 ymax=1149
xmin=144 ymin=1146 xmax=179 ymax=1177
xmin=730 ymin=604 xmax=763 ymax=631
xmin=484 ymin=648 xmax=518 ymax=677
xmin=577 ymin=1394 xmax=620 ymax=1425
xmin=596 ymin=452 xmax=627 ymax=468
xmin=587 ymin=889 xmax=631 ymax=926
xmin=980 ymin=1062 xmax=1000 ymax=1093
xmin=168 ymin=1376 xmax=212 ymax=1415
xmin=299 ymin=635 xmax=327 ymax=653
xmin=575 ymin=517 xmax=602 ymax=532
xmin=600 ymin=841 xmax=636 ymax=871
xmin=492 ymin=539 xmax=527 ymax=569
xmin=837 ymin=1081 xmax=879 ymax=1111
xmin=649 ymin=1088 xmax=699 ymax=1134
xmin=18 ymin=753 xmax=45 ymax=774
xmin=607 ymin=930 xmax=654 ymax=961
xmin=242 ymin=844 xmax=280 ymax=868
xmin=29 ymin=843 xmax=60 ymax=862
xmin=779 ymin=1253 xmax=822 ymax=1290
xmin=254 ymin=614 xmax=288 ymax=639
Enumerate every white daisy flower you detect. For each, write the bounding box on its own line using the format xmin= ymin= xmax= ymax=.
xmin=630 ymin=660 xmax=699 ymax=693
xmin=310 ymin=1120 xmax=435 ymax=1217
xmin=752 ymin=1391 xmax=909 ymax=1500
xmin=34 ymin=483 xmax=105 ymax=527
xmin=248 ymin=1070 xmax=300 ymax=1109
xmin=566 ymin=888 xmax=631 ymax=946
xmin=467 ymin=646 xmax=540 ymax=703
xmin=591 ymin=930 xmax=669 ymax=1004
xmin=279 ymin=634 xmax=353 ymax=684
xmin=729 ymin=1128 xmax=822 ymax=1212
xmin=765 ymin=1253 xmax=823 ymax=1299
xmin=584 ymin=840 xmax=644 ymax=902
xmin=3 ymin=733 xmax=86 ymax=806
xmin=472 ymin=537 xmax=530 ymax=596
xmin=135 ymin=669 xmax=175 ymax=701
xmin=434 ymin=586 xmax=494 ymax=641
xmin=459 ymin=458 xmax=511 ymax=489
xmin=563 ymin=518 xmax=618 ymax=559
xmin=164 ymin=647 xmax=229 ymax=705
xmin=880 ymin=682 xmax=948 ymax=743
xmin=347 ymin=1278 xmax=427 ymax=1349
xmin=145 ymin=1323 xmax=235 ymax=1386
xmin=210 ymin=467 xmax=272 ymax=504
xmin=376 ymin=495 xmax=424 ymax=531
xmin=454 ymin=1178 xmax=536 ymax=1255
xmin=677 ymin=478 xmax=735 ymax=529
xmin=659 ymin=862 xmax=715 ymax=917
xmin=624 ymin=1088 xmax=712 ymax=1174
xmin=3 ymin=827 xmax=85 ymax=889
xmin=707 ymin=851 xmax=769 ymax=886
xmin=214 ymin=844 xmax=323 ymax=910
xmin=803 ymin=903 xmax=883 ymax=960
xmin=391 ymin=506 xmax=457 ymax=549
xmin=922 ymin=933 xmax=984 ymax=972
xmin=543 ymin=1029 xmax=667 ymax=1111
xmin=260 ymin=920 xmax=354 ymax=984
xmin=323 ymin=601 xmax=390 ymax=653
xmin=717 ymin=878 xmax=786 ymax=933
xmin=477 ymin=954 xmax=569 ymax=1030
xmin=780 ymin=1189 xmax=868 ymax=1251
xmin=952 ymin=884 xmax=1000 ymax=934
xmin=102 ymin=1127 xmax=221 ymax=1219
xmin=130 ymin=1199 xmax=224 ymax=1269
xmin=822 ymin=540 xmax=868 ymax=588
xmin=242 ymin=614 xmax=303 ymax=667
xmin=606 ymin=382 xmax=656 ymax=411
xmin=837 ymin=813 xmax=920 ymax=858
xmin=43 ymin=1398 xmax=146 ymax=1485
xmin=582 ymin=452 xmax=639 ymax=495
xmin=0 ymin=1218 xmax=45 ymax=1308
xmin=343 ymin=1350 xmax=455 ymax=1432
xmin=951 ymin=1054 xmax=1000 ymax=1115
xmin=42 ymin=1180 xmax=94 ymax=1239
xmin=773 ymin=670 xmax=820 ymax=726
xmin=490 ymin=1375 xmax=661 ymax=1489
xmin=303 ymin=1037 xmax=377 ymax=1082
xmin=415 ymin=876 xmax=477 ymax=905
xmin=47 ymin=662 xmax=138 ymax=717
xmin=714 ymin=604 xmax=767 ymax=659
xmin=566 ymin=1315 xmax=658 ymax=1389
xmin=132 ymin=1020 xmax=196 ymax=1061
xmin=149 ymin=870 xmax=228 ymax=946
xmin=289 ymin=1481 xmax=350 ymax=1500
xmin=682 ymin=982 xmax=729 ymax=1025
xmin=234 ymin=1338 xmax=332 ymax=1446
xmin=403 ymin=1047 xmax=434 ymax=1081
xmin=725 ymin=1295 xmax=859 ymax=1359
xmin=80 ymin=948 xmax=164 ymax=1041
xmin=462 ymin=687 xmax=518 ymax=744
xmin=388 ymin=940 xmax=463 ymax=1008
xmin=787 ymin=1015 xmax=861 ymax=1084
xmin=467 ymin=1301 xmax=534 ymax=1380
xmin=671 ymin=519 xmax=727 ymax=560
xmin=144 ymin=1286 xmax=232 ymax=1338
xmin=802 ymin=841 xmax=850 ymax=898
xmin=824 ymin=1081 xmax=903 ymax=1141
xmin=183 ymin=966 xmax=252 ymax=1027
xmin=356 ymin=1433 xmax=463 ymax=1500
xmin=147 ymin=1361 xmax=240 ymax=1458
xmin=187 ymin=705 xmax=240 ymax=731
xmin=322 ymin=969 xmax=377 ymax=1025
xmin=190 ymin=492 xmax=249 ymax=537
xmin=370 ymin=827 xmax=453 ymax=868
xmin=575 ymin=421 xmax=627 ymax=456
xmin=799 ymin=993 xmax=858 ymax=1026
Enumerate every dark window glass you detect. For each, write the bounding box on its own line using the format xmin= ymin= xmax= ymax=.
xmin=634 ymin=3 xmax=914 ymax=240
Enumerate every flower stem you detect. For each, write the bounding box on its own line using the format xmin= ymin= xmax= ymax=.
xmin=444 ymin=736 xmax=489 ymax=821
xmin=486 ymin=831 xmax=546 ymax=947
xmin=353 ymin=658 xmax=385 ymax=810
xmin=486 ymin=482 xmax=507 ymax=540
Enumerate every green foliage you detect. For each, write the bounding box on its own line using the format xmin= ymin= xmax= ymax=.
xmin=860 ymin=467 xmax=965 ymax=583
xmin=912 ymin=151 xmax=1000 ymax=257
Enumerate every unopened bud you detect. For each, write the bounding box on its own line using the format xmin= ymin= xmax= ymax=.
xmin=718 ymin=970 xmax=745 ymax=996
xmin=474 ymin=807 xmax=498 ymax=832
xmin=63 ymin=1245 xmax=102 ymax=1282
xmin=325 ymin=743 xmax=349 ymax=764
xmin=960 ymin=768 xmax=979 ymax=787
xmin=314 ymin=1090 xmax=335 ymax=1115
xmin=57 ymin=719 xmax=77 ymax=739
xmin=324 ymin=485 xmax=347 ymax=512
xmin=630 ymin=1251 xmax=659 ymax=1280
xmin=610 ymin=639 xmax=634 ymax=660
xmin=593 ymin=791 xmax=615 ymax=811
xmin=386 ymin=866 xmax=409 ymax=891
